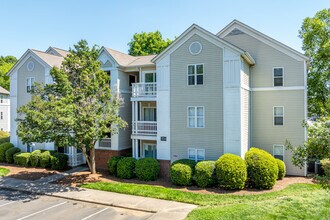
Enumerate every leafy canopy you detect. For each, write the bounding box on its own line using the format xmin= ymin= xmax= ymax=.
xmin=0 ymin=55 xmax=17 ymax=90
xmin=16 ymin=40 xmax=127 ymax=173
xmin=299 ymin=8 xmax=330 ymax=117
xmin=128 ymin=31 xmax=172 ymax=56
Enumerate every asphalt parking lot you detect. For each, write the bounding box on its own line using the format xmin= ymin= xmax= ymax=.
xmin=0 ymin=189 xmax=153 ymax=220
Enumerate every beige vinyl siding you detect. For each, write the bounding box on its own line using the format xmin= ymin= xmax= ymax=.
xmin=118 ymin=93 xmax=132 ymax=150
xmin=170 ymin=34 xmax=224 ymax=161
xmin=224 ymin=33 xmax=304 ymax=88
xmin=242 ymin=61 xmax=250 ymax=87
xmin=242 ymin=88 xmax=249 ymax=151
xmin=251 ymin=90 xmax=305 ymax=175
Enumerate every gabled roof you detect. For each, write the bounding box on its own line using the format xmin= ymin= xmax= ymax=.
xmin=217 ymin=20 xmax=309 ymax=61
xmin=0 ymin=86 xmax=9 ymax=95
xmin=151 ymin=24 xmax=255 ymax=65
xmin=31 ymin=49 xmax=64 ymax=67
xmin=45 ymin=46 xmax=69 ymax=57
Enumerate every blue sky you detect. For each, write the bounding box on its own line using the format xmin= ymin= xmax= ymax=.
xmin=0 ymin=0 xmax=329 ymax=58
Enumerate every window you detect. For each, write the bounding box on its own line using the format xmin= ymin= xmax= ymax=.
xmin=188 ymin=106 xmax=205 ymax=128
xmin=0 ymin=112 xmax=3 ymax=120
xmin=274 ymin=106 xmax=284 ymax=126
xmin=26 ymin=77 xmax=35 ymax=93
xmin=129 ymin=75 xmax=137 ymax=86
xmin=143 ymin=144 xmax=157 ymax=159
xmin=273 ymin=145 xmax=284 ymax=161
xmin=188 ymin=64 xmax=203 ymax=85
xmin=273 ymin=67 xmax=283 ymax=86
xmin=144 ymin=72 xmax=156 ymax=83
xmin=188 ymin=148 xmax=205 ymax=162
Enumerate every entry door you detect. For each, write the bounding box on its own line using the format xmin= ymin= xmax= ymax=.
xmin=143 ymin=107 xmax=157 ymax=121
xmin=143 ymin=144 xmax=157 ymax=159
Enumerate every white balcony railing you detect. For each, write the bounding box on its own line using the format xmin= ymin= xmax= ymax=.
xmin=132 ymin=121 xmax=157 ymax=135
xmin=99 ymin=138 xmax=111 ymax=148
xmin=66 ymin=153 xmax=85 ymax=167
xmin=132 ymin=83 xmax=157 ymax=98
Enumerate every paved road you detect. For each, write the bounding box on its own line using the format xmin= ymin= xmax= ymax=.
xmin=0 ymin=189 xmax=153 ymax=220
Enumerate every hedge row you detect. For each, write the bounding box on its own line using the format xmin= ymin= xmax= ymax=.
xmin=107 ymin=157 xmax=160 ymax=181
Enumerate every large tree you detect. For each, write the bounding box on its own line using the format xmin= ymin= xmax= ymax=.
xmin=16 ymin=40 xmax=127 ymax=173
xmin=128 ymin=31 xmax=172 ymax=56
xmin=0 ymin=55 xmax=17 ymax=90
xmin=299 ymin=8 xmax=330 ymax=117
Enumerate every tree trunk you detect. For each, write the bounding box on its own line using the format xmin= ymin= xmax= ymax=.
xmin=89 ymin=147 xmax=96 ymax=174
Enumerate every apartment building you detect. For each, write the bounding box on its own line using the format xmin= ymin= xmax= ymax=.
xmin=0 ymin=86 xmax=10 ymax=132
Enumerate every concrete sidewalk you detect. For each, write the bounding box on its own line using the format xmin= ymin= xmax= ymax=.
xmin=0 ymin=177 xmax=197 ymax=220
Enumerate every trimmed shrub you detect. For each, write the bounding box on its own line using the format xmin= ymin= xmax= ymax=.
xmin=107 ymin=156 xmax=124 ymax=176
xmin=135 ymin=158 xmax=160 ymax=181
xmin=5 ymin=147 xmax=21 ymax=163
xmin=245 ymin=147 xmax=278 ymax=189
xmin=171 ymin=159 xmax=196 ymax=172
xmin=14 ymin=152 xmax=31 ymax=166
xmin=50 ymin=153 xmax=68 ymax=170
xmin=276 ymin=159 xmax=286 ymax=180
xmin=195 ymin=161 xmax=216 ymax=188
xmin=170 ymin=163 xmax=192 ymax=186
xmin=0 ymin=142 xmax=14 ymax=162
xmin=117 ymin=157 xmax=137 ymax=179
xmin=30 ymin=150 xmax=42 ymax=167
xmin=320 ymin=159 xmax=330 ymax=177
xmin=216 ymin=154 xmax=247 ymax=190
xmin=40 ymin=151 xmax=52 ymax=168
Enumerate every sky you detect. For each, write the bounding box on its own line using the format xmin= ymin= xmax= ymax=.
xmin=0 ymin=0 xmax=329 ymax=58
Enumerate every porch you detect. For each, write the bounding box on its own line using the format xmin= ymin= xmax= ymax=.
xmin=132 ymin=139 xmax=157 ymax=159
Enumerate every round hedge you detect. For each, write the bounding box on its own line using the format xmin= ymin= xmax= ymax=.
xmin=107 ymin=156 xmax=124 ymax=176
xmin=135 ymin=158 xmax=160 ymax=181
xmin=170 ymin=163 xmax=192 ymax=186
xmin=14 ymin=152 xmax=31 ymax=166
xmin=245 ymin=147 xmax=278 ymax=189
xmin=216 ymin=154 xmax=247 ymax=190
xmin=5 ymin=147 xmax=21 ymax=163
xmin=117 ymin=157 xmax=137 ymax=179
xmin=276 ymin=159 xmax=286 ymax=180
xmin=30 ymin=150 xmax=41 ymax=167
xmin=0 ymin=143 xmax=14 ymax=162
xmin=195 ymin=161 xmax=216 ymax=188
xmin=171 ymin=159 xmax=196 ymax=172
xmin=39 ymin=151 xmax=52 ymax=168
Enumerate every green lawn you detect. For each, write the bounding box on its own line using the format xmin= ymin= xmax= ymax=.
xmin=0 ymin=167 xmax=9 ymax=177
xmin=82 ymin=182 xmax=330 ymax=219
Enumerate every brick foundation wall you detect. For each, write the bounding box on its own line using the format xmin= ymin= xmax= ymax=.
xmin=158 ymin=160 xmax=171 ymax=179
xmin=95 ymin=148 xmax=131 ymax=170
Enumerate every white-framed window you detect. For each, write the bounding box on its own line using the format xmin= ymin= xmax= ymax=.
xmin=187 ymin=106 xmax=205 ymax=128
xmin=188 ymin=148 xmax=205 ymax=162
xmin=26 ymin=77 xmax=35 ymax=93
xmin=273 ymin=145 xmax=284 ymax=161
xmin=143 ymin=143 xmax=157 ymax=159
xmin=0 ymin=112 xmax=3 ymax=120
xmin=188 ymin=64 xmax=204 ymax=85
xmin=273 ymin=106 xmax=284 ymax=126
xmin=273 ymin=67 xmax=284 ymax=87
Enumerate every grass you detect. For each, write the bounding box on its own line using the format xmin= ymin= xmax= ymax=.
xmin=0 ymin=167 xmax=9 ymax=177
xmin=82 ymin=182 xmax=330 ymax=219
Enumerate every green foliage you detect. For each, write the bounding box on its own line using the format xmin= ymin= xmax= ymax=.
xmin=14 ymin=152 xmax=31 ymax=166
xmin=195 ymin=161 xmax=216 ymax=188
xmin=5 ymin=147 xmax=21 ymax=163
xmin=30 ymin=150 xmax=41 ymax=167
xmin=276 ymin=159 xmax=286 ymax=180
xmin=128 ymin=31 xmax=172 ymax=56
xmin=135 ymin=158 xmax=160 ymax=181
xmin=318 ymin=158 xmax=330 ymax=190
xmin=50 ymin=152 xmax=68 ymax=170
xmin=0 ymin=55 xmax=17 ymax=90
xmin=216 ymin=154 xmax=247 ymax=190
xmin=0 ymin=142 xmax=14 ymax=162
xmin=286 ymin=118 xmax=330 ymax=168
xmin=117 ymin=157 xmax=137 ymax=179
xmin=16 ymin=40 xmax=127 ymax=174
xmin=170 ymin=163 xmax=193 ymax=186
xmin=245 ymin=148 xmax=278 ymax=189
xmin=171 ymin=159 xmax=196 ymax=173
xmin=299 ymin=9 xmax=330 ymax=117
xmin=107 ymin=156 xmax=124 ymax=176
xmin=0 ymin=167 xmax=9 ymax=177
xmin=39 ymin=151 xmax=52 ymax=168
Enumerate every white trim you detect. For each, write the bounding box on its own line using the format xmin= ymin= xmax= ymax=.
xmin=142 ymin=70 xmax=156 ymax=83
xmin=142 ymin=143 xmax=157 ymax=158
xmin=187 ymin=106 xmax=205 ymax=128
xmin=26 ymin=77 xmax=35 ymax=93
xmin=189 ymin=41 xmax=203 ymax=55
xmin=273 ymin=106 xmax=284 ymax=126
xmin=273 ymin=144 xmax=285 ymax=160
xmin=187 ymin=63 xmax=204 ymax=86
xmin=273 ymin=67 xmax=284 ymax=87
xmin=251 ymin=86 xmax=305 ymax=91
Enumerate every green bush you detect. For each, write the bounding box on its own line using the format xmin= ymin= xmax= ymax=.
xmin=170 ymin=163 xmax=193 ymax=186
xmin=5 ymin=147 xmax=21 ymax=163
xmin=195 ymin=161 xmax=216 ymax=188
xmin=30 ymin=150 xmax=42 ymax=167
xmin=0 ymin=142 xmax=14 ymax=162
xmin=107 ymin=156 xmax=124 ymax=176
xmin=135 ymin=158 xmax=160 ymax=181
xmin=39 ymin=151 xmax=52 ymax=168
xmin=276 ymin=159 xmax=286 ymax=180
xmin=50 ymin=153 xmax=68 ymax=170
xmin=245 ymin=147 xmax=278 ymax=189
xmin=117 ymin=157 xmax=137 ymax=179
xmin=320 ymin=159 xmax=330 ymax=177
xmin=171 ymin=159 xmax=196 ymax=172
xmin=14 ymin=152 xmax=31 ymax=166
xmin=216 ymin=154 xmax=247 ymax=190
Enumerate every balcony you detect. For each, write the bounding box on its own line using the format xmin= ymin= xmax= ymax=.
xmin=132 ymin=121 xmax=157 ymax=135
xmin=132 ymin=83 xmax=157 ymax=99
